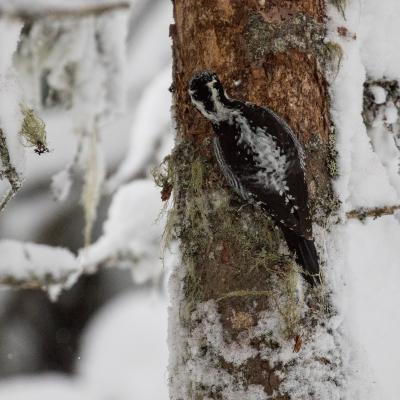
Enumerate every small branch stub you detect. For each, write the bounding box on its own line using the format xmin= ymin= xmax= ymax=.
xmin=346 ymin=204 xmax=400 ymax=220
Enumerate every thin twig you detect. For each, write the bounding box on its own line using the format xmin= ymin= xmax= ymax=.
xmin=0 ymin=128 xmax=22 ymax=212
xmin=0 ymin=2 xmax=130 ymax=21
xmin=346 ymin=204 xmax=400 ymax=220
xmin=0 ymin=274 xmax=71 ymax=291
xmin=0 ymin=190 xmax=15 ymax=213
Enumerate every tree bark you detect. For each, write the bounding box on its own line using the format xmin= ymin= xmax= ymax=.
xmin=169 ymin=1 xmax=342 ymax=399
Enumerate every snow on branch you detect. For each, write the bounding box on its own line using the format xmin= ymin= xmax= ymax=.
xmin=0 ymin=240 xmax=80 ymax=299
xmin=106 ymin=66 xmax=173 ymax=192
xmin=0 ymin=2 xmax=130 ymax=21
xmin=81 ymin=179 xmax=166 ymax=284
xmin=0 ymin=179 xmax=166 ymax=297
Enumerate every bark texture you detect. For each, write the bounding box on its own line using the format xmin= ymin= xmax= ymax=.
xmin=169 ymin=1 xmax=341 ymax=399
xmin=172 ymin=0 xmax=332 ymax=202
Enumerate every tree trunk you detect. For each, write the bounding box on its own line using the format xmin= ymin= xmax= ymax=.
xmin=168 ymin=1 xmax=343 ymax=399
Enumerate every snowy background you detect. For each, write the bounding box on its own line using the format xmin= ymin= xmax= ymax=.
xmin=1 ymin=0 xmax=400 ymax=399
xmin=0 ymin=0 xmax=172 ymax=399
xmin=328 ymin=1 xmax=400 ymax=399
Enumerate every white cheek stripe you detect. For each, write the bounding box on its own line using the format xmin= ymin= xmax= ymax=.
xmin=189 ymin=81 xmax=235 ymax=123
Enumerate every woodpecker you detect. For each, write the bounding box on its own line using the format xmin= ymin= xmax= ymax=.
xmin=188 ymin=71 xmax=321 ymax=285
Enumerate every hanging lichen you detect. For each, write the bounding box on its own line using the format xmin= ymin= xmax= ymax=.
xmin=152 ymin=154 xmax=174 ymax=202
xmin=81 ymin=125 xmax=105 ymax=246
xmin=20 ymin=105 xmax=49 ymax=155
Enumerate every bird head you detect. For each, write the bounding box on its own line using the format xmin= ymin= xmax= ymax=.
xmin=188 ymin=71 xmax=229 ymax=120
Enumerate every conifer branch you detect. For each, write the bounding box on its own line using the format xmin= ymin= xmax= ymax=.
xmin=346 ymin=205 xmax=400 ymax=220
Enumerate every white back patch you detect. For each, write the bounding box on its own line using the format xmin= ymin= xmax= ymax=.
xmin=235 ymin=115 xmax=290 ymax=196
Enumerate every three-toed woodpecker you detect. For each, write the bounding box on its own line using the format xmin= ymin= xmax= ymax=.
xmin=189 ymin=71 xmax=321 ymax=285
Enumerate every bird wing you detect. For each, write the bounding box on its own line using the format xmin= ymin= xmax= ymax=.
xmin=238 ymin=172 xmax=310 ymax=237
xmin=233 ymin=104 xmax=312 ymax=237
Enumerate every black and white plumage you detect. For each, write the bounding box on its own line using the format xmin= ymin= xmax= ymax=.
xmin=188 ymin=71 xmax=321 ymax=285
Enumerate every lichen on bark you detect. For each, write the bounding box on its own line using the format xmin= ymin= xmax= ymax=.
xmin=245 ymin=13 xmax=325 ymax=63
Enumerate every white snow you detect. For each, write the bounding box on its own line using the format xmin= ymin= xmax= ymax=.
xmin=190 ymin=301 xmax=258 ymax=367
xmin=0 ymin=19 xmax=22 ymax=75
xmin=169 ymin=295 xmax=359 ymax=400
xmin=51 ymin=168 xmax=73 ymax=202
xmin=0 ymin=240 xmax=80 ymax=299
xmin=107 ymin=66 xmax=173 ymax=192
xmin=369 ymin=85 xmax=387 ymax=105
xmin=81 ymin=179 xmax=165 ymax=283
xmin=383 ymin=101 xmax=398 ymax=124
xmin=174 ymin=299 xmax=269 ymax=400
xmin=328 ymin=0 xmax=400 ymax=208
xmin=78 ymin=291 xmax=168 ymax=400
xmin=343 ymin=217 xmax=400 ymax=398
xmin=125 ymin=0 xmax=172 ymax=91
xmin=327 ymin=1 xmax=400 ymax=399
xmin=0 ymin=291 xmax=169 ymax=400
xmin=0 ymin=375 xmax=93 ymax=400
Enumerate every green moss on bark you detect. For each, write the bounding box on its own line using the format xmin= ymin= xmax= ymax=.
xmin=160 ymin=139 xmax=324 ymax=336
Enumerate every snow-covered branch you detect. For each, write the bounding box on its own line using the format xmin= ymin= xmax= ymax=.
xmin=0 ymin=2 xmax=130 ymax=21
xmin=80 ymin=179 xmax=166 ymax=283
xmin=0 ymin=179 xmax=166 ymax=298
xmin=346 ymin=204 xmax=400 ymax=220
xmin=0 ymin=240 xmax=80 ymax=299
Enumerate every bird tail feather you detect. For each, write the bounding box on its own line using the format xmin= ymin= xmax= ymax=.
xmin=281 ymin=228 xmax=321 ymax=286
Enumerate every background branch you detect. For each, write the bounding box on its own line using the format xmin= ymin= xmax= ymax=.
xmin=0 ymin=2 xmax=130 ymax=21
xmin=0 ymin=128 xmax=22 ymax=212
xmin=346 ymin=204 xmax=400 ymax=220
